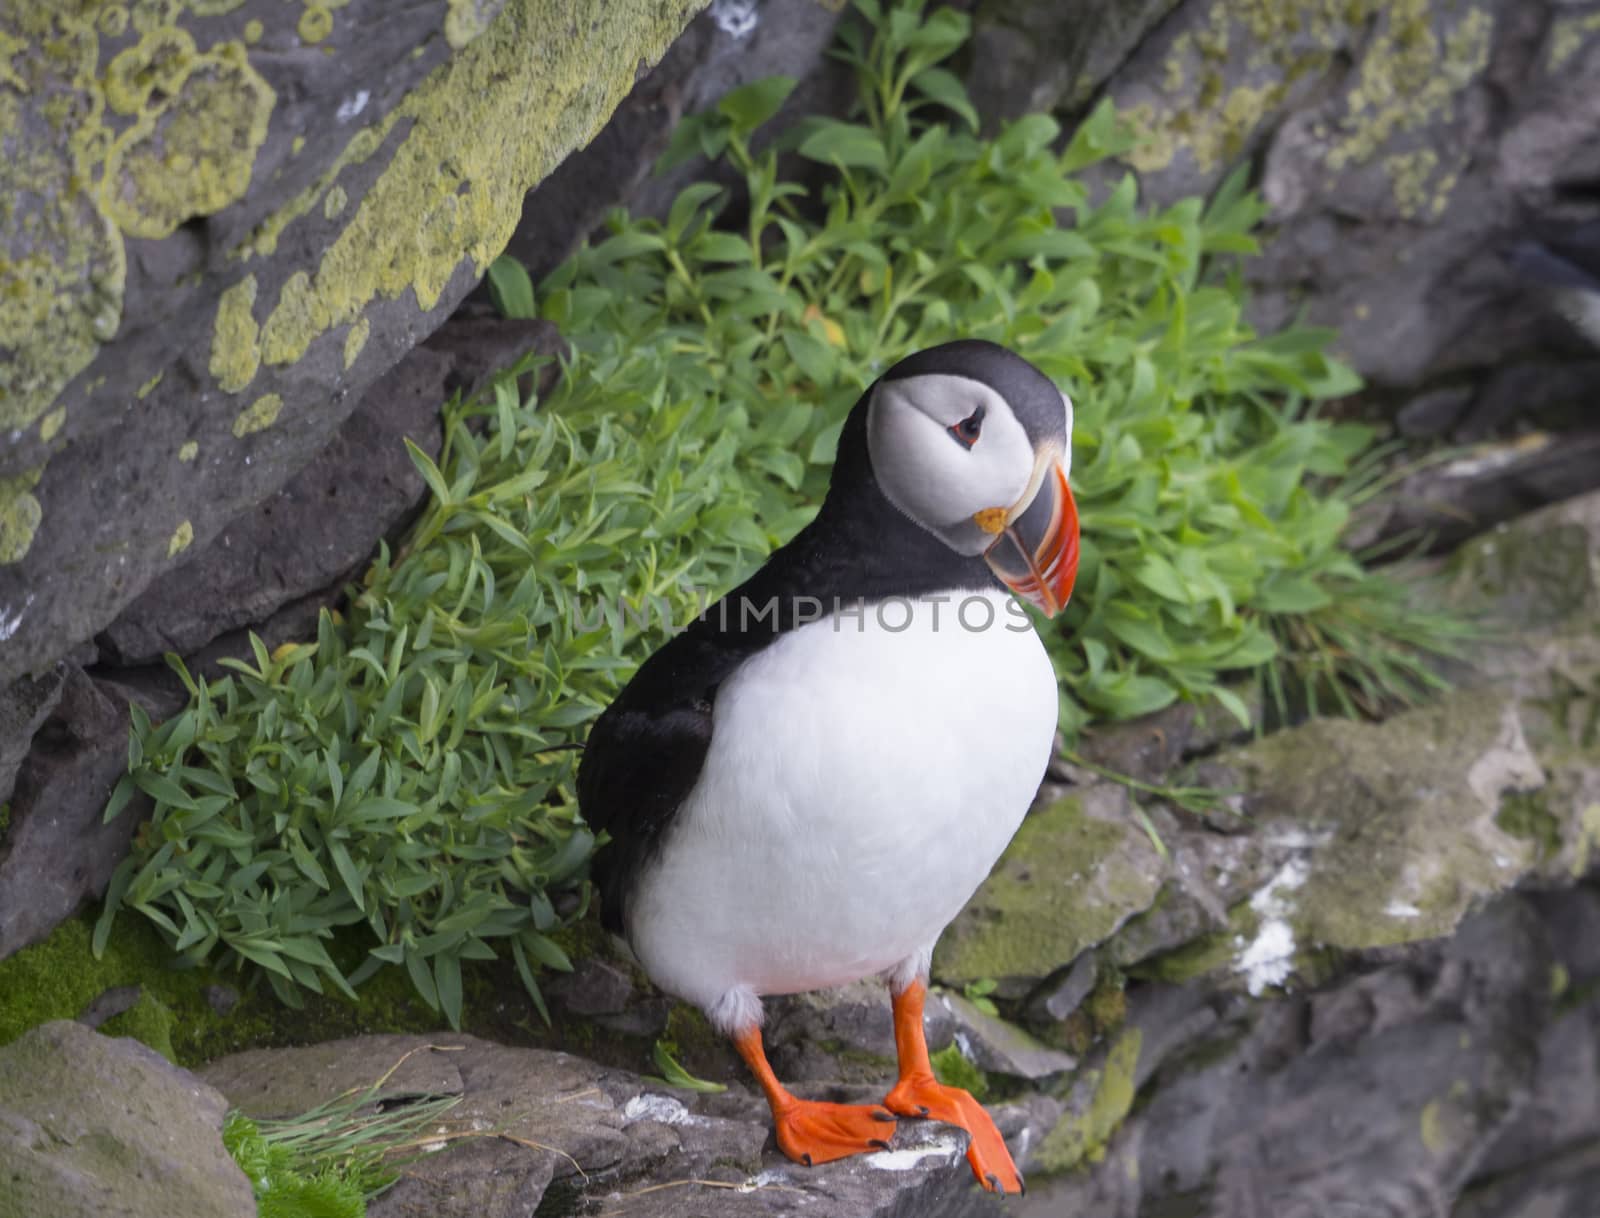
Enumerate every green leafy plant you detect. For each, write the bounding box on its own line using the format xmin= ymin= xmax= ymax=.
xmin=649 ymin=1038 xmax=728 ymax=1093
xmin=100 ymin=0 xmax=1460 ymax=1019
xmin=961 ymin=978 xmax=1000 ymax=1017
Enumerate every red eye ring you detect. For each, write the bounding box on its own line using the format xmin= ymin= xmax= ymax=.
xmin=949 ymin=404 xmax=985 ymax=448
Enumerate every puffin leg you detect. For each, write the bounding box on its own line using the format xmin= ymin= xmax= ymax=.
xmin=882 ymin=976 xmax=1025 ymax=1195
xmin=731 ymin=1025 xmax=897 ymax=1166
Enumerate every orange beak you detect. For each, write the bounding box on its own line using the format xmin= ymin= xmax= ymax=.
xmin=979 ymin=455 xmax=1079 ymax=618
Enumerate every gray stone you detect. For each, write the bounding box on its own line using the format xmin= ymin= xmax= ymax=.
xmin=203 ymin=1032 xmax=1012 ymax=1218
xmin=1028 ymin=897 xmax=1550 ymax=1211
xmin=0 ymin=664 xmax=65 ymax=811
xmin=0 ymin=1021 xmax=253 ymax=1218
xmin=1358 ymin=426 xmax=1600 ymax=555
xmin=966 ymin=0 xmax=1183 ymax=122
xmin=928 ymin=991 xmax=1076 ymax=1081
xmin=96 ymin=346 xmax=450 ymax=665
xmin=1456 ymin=1140 xmax=1600 ymax=1218
xmin=1029 ymin=952 xmax=1099 ymax=1024
xmin=0 ymin=0 xmax=705 ymax=689
xmin=77 ymin=985 xmax=142 ymax=1031
xmin=0 ymin=668 xmax=148 ymax=962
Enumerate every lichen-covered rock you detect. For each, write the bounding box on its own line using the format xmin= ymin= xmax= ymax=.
xmin=0 ymin=0 xmax=705 ymax=687
xmin=501 ymin=0 xmax=850 ymax=282
xmin=0 ymin=1020 xmax=253 ymax=1218
xmin=950 ymin=1 xmax=1600 ymax=476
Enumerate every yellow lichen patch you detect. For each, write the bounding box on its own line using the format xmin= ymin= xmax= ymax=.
xmin=98 ymin=6 xmax=130 ymax=37
xmin=1328 ymin=4 xmax=1493 ymax=172
xmin=323 ymin=184 xmax=348 ymax=219
xmin=178 ymin=439 xmax=198 ymax=461
xmin=1384 ymin=147 xmax=1443 ymax=219
xmin=445 ymin=0 xmax=500 ymax=49
xmin=137 ymin=371 xmax=163 ymax=398
xmin=257 ymin=0 xmax=702 ymax=368
xmin=0 ymin=11 xmax=127 ymax=433
xmin=104 ymin=26 xmax=197 ymax=116
xmin=343 ymin=315 xmax=370 ymax=369
xmin=243 ymin=19 xmax=263 ymax=44
xmin=0 ymin=467 xmax=45 ymax=565
xmin=1549 ymin=13 xmax=1600 ymax=73
xmin=101 ymin=41 xmax=276 ymax=240
xmin=38 ymin=407 xmax=65 ymax=441
xmin=235 ymin=123 xmax=394 ymax=260
xmin=232 ymin=392 xmax=282 ymax=437
xmin=1117 ymin=0 xmax=1493 ymax=190
xmin=190 ymin=0 xmax=250 ymax=13
xmin=1128 ymin=80 xmax=1286 ymax=175
xmin=167 ymin=518 xmax=193 ymax=557
xmin=297 ymin=6 xmax=333 ymax=44
xmin=131 ymin=0 xmax=183 ymax=37
xmin=210 ymin=274 xmax=261 ymax=393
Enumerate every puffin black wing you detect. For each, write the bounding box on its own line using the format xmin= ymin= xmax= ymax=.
xmin=577 ymin=633 xmax=724 ymax=935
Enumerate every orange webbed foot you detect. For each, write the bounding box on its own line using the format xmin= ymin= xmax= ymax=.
xmin=771 ymin=1097 xmax=898 ymax=1166
xmin=884 ymin=1071 xmax=1023 ymax=1194
xmin=732 ymin=1022 xmax=897 ymax=1167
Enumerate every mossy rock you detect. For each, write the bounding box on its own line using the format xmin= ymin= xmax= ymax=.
xmin=933 ymin=784 xmax=1167 ymax=994
xmin=0 ymin=1021 xmax=254 ymax=1218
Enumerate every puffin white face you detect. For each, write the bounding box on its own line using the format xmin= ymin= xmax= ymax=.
xmin=867 ymin=372 xmax=1074 ymax=557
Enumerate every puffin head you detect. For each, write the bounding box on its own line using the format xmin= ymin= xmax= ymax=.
xmin=864 ymin=340 xmax=1080 ymax=617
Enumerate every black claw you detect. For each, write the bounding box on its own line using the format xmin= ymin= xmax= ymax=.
xmin=870 ymin=1138 xmax=891 ymax=1150
xmin=986 ymin=1173 xmax=1001 ymax=1192
xmin=918 ymin=1105 xmax=930 ymax=1116
xmin=801 ymin=1152 xmax=813 ymax=1167
xmin=871 ymin=1109 xmax=896 ymax=1123
xmin=1018 ymin=1177 xmax=1027 ymax=1197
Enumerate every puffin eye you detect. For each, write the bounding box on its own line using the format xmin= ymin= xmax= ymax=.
xmin=948 ymin=403 xmax=985 ymax=448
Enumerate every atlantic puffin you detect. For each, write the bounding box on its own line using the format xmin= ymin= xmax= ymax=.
xmin=577 ymin=340 xmax=1079 ymax=1193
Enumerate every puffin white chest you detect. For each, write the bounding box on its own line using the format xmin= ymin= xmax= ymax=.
xmin=627 ymin=589 xmax=1058 ymax=1015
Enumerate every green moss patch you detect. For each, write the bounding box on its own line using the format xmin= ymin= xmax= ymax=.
xmin=1036 ymin=1029 xmax=1142 ymax=1173
xmin=933 ymin=789 xmax=1165 ymax=991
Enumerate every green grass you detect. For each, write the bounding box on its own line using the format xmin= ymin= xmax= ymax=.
xmin=223 ymin=1058 xmax=461 ymax=1218
xmin=92 ymin=0 xmax=1465 ymax=1025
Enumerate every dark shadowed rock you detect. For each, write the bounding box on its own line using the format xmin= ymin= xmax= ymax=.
xmin=97 ymin=347 xmax=449 ymax=666
xmin=1024 ymin=898 xmax=1553 ymax=1214
xmin=0 ymin=664 xmax=65 ymax=810
xmin=965 ymin=0 xmax=1182 ymax=123
xmin=1356 ymin=427 xmax=1600 ymax=553
xmin=0 ymin=668 xmax=149 ymax=962
xmin=98 ymin=315 xmax=566 ymax=668
xmin=0 ymin=1021 xmax=253 ymax=1218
